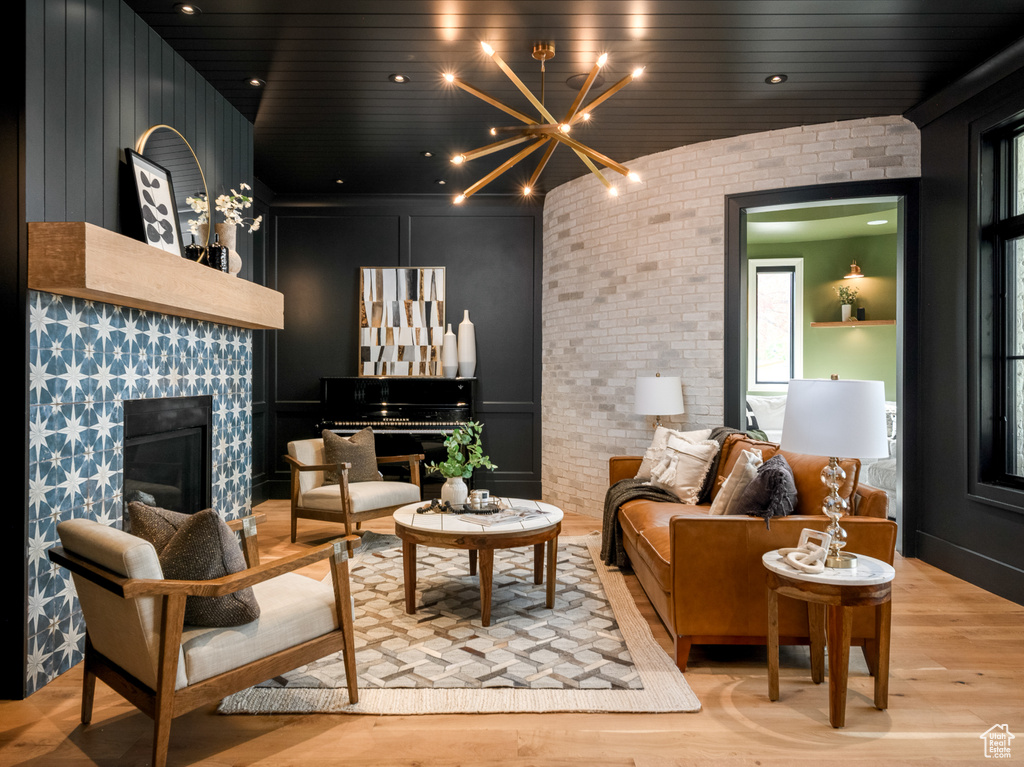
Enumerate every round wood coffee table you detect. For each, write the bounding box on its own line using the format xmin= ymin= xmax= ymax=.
xmin=393 ymin=498 xmax=563 ymax=627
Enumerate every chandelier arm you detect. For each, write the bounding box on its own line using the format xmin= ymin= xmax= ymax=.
xmin=571 ymin=71 xmax=640 ymax=124
xmin=574 ymin=151 xmax=613 ymax=190
xmin=456 ymin=134 xmax=534 ymax=163
xmin=549 ymin=133 xmax=630 ymax=176
xmin=527 ymin=140 xmax=559 ymax=189
xmin=563 ymin=60 xmax=603 ymax=123
xmin=459 ymin=137 xmax=550 ymax=200
xmin=449 ymin=77 xmax=539 ymax=125
xmin=486 ymin=48 xmax=558 ymax=124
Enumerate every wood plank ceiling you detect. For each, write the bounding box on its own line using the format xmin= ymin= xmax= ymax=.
xmin=125 ymin=0 xmax=1024 ymax=197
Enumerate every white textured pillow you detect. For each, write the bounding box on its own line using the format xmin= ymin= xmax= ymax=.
xmin=709 ymin=449 xmax=763 ymax=515
xmin=649 ymin=436 xmax=720 ymax=504
xmin=636 ymin=426 xmax=714 ymax=481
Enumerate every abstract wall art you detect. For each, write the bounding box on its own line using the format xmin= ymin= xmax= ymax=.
xmin=359 ymin=267 xmax=445 ymax=376
xmin=125 ymin=149 xmax=184 ymax=258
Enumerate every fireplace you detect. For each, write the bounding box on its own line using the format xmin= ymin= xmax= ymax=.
xmin=123 ymin=396 xmax=213 ymax=516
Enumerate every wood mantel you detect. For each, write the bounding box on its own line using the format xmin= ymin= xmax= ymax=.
xmin=28 ymin=222 xmax=284 ymax=330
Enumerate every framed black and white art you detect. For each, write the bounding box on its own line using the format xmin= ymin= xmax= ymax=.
xmin=125 ymin=148 xmax=185 ymax=258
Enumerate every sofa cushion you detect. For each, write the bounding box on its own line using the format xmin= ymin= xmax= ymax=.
xmin=649 ymin=436 xmax=720 ymax=504
xmin=323 ymin=427 xmax=379 ymax=484
xmin=730 ymin=454 xmax=798 ymax=522
xmin=712 ymin=435 xmax=780 ymax=501
xmin=778 ymin=448 xmax=859 ymax=515
xmin=301 ymin=480 xmax=421 ymax=513
xmin=636 ymin=426 xmax=714 ymax=481
xmin=709 ymin=448 xmax=763 ymax=515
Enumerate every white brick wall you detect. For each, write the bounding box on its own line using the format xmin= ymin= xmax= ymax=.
xmin=541 ymin=116 xmax=920 ymax=518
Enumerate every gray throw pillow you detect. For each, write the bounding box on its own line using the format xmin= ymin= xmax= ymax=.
xmin=730 ymin=453 xmax=798 ymax=528
xmin=127 ymin=504 xmax=260 ymax=627
xmin=322 ymin=427 xmax=378 ymax=484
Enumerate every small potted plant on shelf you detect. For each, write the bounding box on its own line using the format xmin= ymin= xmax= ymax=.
xmin=424 ymin=421 xmax=497 ymax=505
xmin=834 ymin=283 xmax=859 ymax=322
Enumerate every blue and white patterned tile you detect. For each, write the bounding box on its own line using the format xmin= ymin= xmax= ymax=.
xmin=83 ymin=449 xmax=122 ymax=506
xmin=28 ymin=348 xmax=57 ymax=407
xmin=26 ymin=566 xmax=55 ymax=635
xmin=27 ymin=516 xmax=57 ymax=582
xmin=120 ymin=309 xmax=149 ymax=356
xmin=25 ymin=632 xmax=53 ymax=695
xmin=28 ymin=404 xmax=54 ymax=466
xmin=85 ymin=400 xmax=123 ymax=454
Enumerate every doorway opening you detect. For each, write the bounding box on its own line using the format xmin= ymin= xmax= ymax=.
xmin=725 ymin=180 xmax=919 ymax=555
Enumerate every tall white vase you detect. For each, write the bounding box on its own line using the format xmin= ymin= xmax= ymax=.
xmin=458 ymin=309 xmax=476 ymax=377
xmin=841 ymin=303 xmax=852 ymax=322
xmin=442 ymin=323 xmax=459 ymax=378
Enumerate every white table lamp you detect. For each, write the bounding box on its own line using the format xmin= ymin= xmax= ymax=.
xmin=781 ymin=377 xmax=889 ymax=568
xmin=634 ymin=373 xmax=685 ymax=429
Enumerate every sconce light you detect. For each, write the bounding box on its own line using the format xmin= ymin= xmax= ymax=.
xmin=844 ymin=260 xmax=864 ymax=279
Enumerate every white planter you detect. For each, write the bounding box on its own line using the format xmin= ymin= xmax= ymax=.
xmin=442 ymin=323 xmax=459 ymax=378
xmin=458 ymin=309 xmax=476 ymax=377
xmin=841 ymin=303 xmax=853 ymax=322
xmin=440 ymin=476 xmax=468 ymax=505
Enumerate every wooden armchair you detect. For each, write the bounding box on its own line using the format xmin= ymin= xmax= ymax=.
xmin=48 ymin=514 xmax=358 ymax=767
xmin=285 ymin=437 xmax=424 ymax=543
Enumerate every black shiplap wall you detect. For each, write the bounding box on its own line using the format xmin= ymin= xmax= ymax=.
xmin=262 ymin=196 xmax=543 ymax=504
xmin=25 ymin=0 xmax=254 ymax=273
xmin=8 ymin=0 xmax=255 ymax=699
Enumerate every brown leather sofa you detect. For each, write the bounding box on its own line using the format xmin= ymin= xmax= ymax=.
xmin=609 ymin=433 xmax=896 ymax=672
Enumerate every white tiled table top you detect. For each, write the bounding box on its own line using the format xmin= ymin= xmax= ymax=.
xmin=393 ymin=497 xmax=563 ymax=533
xmin=762 ymin=549 xmax=895 ymax=586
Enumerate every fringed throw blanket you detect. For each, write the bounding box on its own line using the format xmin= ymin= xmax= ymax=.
xmin=601 ymin=479 xmax=677 ymax=567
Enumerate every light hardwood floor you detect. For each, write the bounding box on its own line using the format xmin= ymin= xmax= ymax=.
xmin=2 ymin=500 xmax=1022 ymax=766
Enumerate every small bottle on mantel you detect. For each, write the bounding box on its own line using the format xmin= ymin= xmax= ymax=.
xmin=206 ymin=233 xmax=229 ymax=272
xmin=183 ymin=233 xmax=204 ymax=263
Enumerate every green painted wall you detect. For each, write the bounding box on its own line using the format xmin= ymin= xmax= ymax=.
xmin=749 ymin=234 xmax=898 ymax=400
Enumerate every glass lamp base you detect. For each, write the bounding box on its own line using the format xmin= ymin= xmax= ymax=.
xmin=826 ymin=551 xmax=858 ymax=569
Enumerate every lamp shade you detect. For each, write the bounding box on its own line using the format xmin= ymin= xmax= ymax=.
xmin=634 ymin=375 xmax=685 ymax=416
xmin=780 ymin=378 xmax=889 ymax=459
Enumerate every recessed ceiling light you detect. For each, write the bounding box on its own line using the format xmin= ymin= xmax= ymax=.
xmin=389 ymin=74 xmax=410 ymax=83
xmin=335 ymin=179 xmax=344 ymax=184
xmin=566 ymin=73 xmax=605 ymax=90
xmin=421 ymin=151 xmax=434 ymax=157
xmin=867 ymin=219 xmax=889 ymax=225
xmin=435 ymin=179 xmax=447 ymax=185
xmin=765 ymin=74 xmax=788 ymax=84
xmin=175 ymin=3 xmax=201 ymax=15
xmin=247 ymin=77 xmax=266 ymax=88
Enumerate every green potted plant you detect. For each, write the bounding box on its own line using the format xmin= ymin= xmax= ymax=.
xmin=425 ymin=421 xmax=497 ymax=504
xmin=834 ymin=283 xmax=859 ymax=322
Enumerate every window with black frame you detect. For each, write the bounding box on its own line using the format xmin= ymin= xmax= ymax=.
xmin=982 ymin=123 xmax=1024 ymax=488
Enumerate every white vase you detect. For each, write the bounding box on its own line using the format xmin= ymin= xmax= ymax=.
xmin=441 ymin=476 xmax=468 ymax=505
xmin=841 ymin=303 xmax=852 ymax=322
xmin=458 ymin=309 xmax=476 ymax=377
xmin=442 ymin=323 xmax=459 ymax=378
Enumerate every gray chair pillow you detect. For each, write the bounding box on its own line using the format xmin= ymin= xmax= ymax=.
xmin=322 ymin=427 xmax=378 ymax=484
xmin=729 ymin=453 xmax=798 ymax=528
xmin=127 ymin=503 xmax=260 ymax=627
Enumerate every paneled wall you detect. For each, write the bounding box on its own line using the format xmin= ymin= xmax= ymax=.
xmin=9 ymin=0 xmax=255 ymax=698
xmin=263 ymin=197 xmax=543 ymax=502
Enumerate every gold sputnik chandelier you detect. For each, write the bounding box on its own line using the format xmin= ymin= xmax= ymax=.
xmin=443 ymin=42 xmax=644 ymax=203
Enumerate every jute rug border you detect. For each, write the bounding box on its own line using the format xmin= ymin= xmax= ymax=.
xmin=218 ymin=534 xmax=701 ymax=715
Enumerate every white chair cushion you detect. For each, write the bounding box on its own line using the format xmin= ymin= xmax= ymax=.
xmin=301 ymin=480 xmax=420 ymax=513
xmin=57 ymin=519 xmax=188 ymax=691
xmin=180 ymin=572 xmax=339 ymax=685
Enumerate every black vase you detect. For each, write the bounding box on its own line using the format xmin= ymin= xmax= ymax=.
xmin=184 ymin=233 xmax=204 ymax=263
xmin=206 ymin=233 xmax=229 ymax=272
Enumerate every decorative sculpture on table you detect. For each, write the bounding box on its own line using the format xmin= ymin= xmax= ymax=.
xmin=359 ymin=267 xmax=445 ymax=376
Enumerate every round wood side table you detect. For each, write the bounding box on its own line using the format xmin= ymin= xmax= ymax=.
xmin=763 ymin=549 xmax=895 ymax=728
xmin=393 ymin=498 xmax=563 ymax=627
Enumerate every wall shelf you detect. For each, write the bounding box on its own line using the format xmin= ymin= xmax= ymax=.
xmin=810 ymin=320 xmax=896 ymax=328
xmin=28 ymin=222 xmax=284 ymax=330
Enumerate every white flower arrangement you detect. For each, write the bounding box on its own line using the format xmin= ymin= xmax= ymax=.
xmin=186 ymin=182 xmax=263 ymax=236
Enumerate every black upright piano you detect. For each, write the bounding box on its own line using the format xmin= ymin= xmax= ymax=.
xmin=316 ymin=376 xmax=475 ymax=493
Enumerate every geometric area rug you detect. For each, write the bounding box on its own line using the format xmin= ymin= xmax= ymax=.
xmin=219 ymin=533 xmax=700 ymax=715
